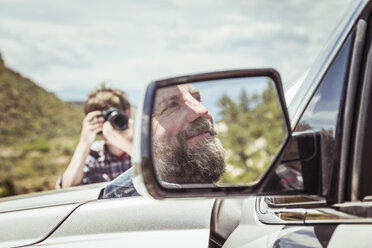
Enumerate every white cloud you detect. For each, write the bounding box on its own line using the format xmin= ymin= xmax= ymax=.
xmin=0 ymin=0 xmax=353 ymax=104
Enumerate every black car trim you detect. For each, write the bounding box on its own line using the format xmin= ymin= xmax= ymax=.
xmin=336 ymin=19 xmax=367 ymax=203
xmin=352 ymin=12 xmax=372 ymax=200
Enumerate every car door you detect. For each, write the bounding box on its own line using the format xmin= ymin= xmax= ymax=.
xmin=221 ymin=3 xmax=372 ymax=247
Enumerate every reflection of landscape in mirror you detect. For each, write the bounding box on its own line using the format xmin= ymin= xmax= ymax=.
xmin=152 ymin=77 xmax=287 ymax=187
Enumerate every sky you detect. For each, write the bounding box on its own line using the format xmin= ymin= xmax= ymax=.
xmin=0 ymin=0 xmax=353 ymax=106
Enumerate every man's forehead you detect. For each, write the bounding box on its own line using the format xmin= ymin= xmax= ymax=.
xmin=156 ymin=84 xmax=197 ymax=102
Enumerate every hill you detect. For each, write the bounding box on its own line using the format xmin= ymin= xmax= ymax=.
xmin=0 ymin=54 xmax=83 ymax=144
xmin=0 ymin=53 xmax=83 ymax=197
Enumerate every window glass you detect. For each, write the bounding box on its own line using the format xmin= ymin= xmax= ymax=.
xmin=265 ymin=31 xmax=354 ymax=194
xmin=296 ymin=32 xmax=354 ymax=136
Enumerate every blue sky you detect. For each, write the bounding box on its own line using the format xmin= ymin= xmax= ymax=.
xmin=0 ymin=0 xmax=353 ymax=106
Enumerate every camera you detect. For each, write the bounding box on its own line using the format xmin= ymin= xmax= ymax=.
xmin=101 ymin=107 xmax=129 ymax=130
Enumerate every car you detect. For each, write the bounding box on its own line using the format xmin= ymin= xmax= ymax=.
xmin=2 ymin=0 xmax=372 ymax=247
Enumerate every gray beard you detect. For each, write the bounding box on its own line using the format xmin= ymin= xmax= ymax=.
xmin=153 ymin=118 xmax=225 ymax=184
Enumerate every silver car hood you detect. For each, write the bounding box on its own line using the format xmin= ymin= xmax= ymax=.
xmin=0 ymin=183 xmax=107 ymax=248
xmin=0 ymin=183 xmax=106 ymax=213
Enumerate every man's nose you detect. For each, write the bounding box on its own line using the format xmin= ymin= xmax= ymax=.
xmin=185 ymin=97 xmax=209 ymax=122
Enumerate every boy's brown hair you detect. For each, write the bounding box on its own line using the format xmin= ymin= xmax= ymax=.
xmin=84 ymin=85 xmax=130 ymax=114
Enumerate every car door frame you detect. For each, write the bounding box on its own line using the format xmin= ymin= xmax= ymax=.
xmin=256 ymin=3 xmax=372 ymax=225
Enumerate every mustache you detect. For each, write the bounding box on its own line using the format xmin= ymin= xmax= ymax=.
xmin=177 ymin=118 xmax=216 ymax=141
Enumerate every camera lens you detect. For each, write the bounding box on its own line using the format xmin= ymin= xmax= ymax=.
xmin=109 ymin=112 xmax=128 ymax=130
xmin=102 ymin=108 xmax=128 ymax=130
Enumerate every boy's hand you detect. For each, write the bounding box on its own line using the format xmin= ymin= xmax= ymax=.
xmin=102 ymin=119 xmax=133 ymax=154
xmin=81 ymin=111 xmax=104 ymax=145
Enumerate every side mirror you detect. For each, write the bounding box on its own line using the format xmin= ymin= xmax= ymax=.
xmin=133 ymin=69 xmax=292 ymax=199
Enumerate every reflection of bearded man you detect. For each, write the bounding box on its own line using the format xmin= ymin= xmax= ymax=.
xmin=153 ymin=117 xmax=225 ymax=184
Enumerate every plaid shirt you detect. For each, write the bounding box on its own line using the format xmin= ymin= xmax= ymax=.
xmin=81 ymin=140 xmax=131 ymax=185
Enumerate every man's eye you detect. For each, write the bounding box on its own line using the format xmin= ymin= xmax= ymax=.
xmin=192 ymin=93 xmax=201 ymax=102
xmin=162 ymin=101 xmax=178 ymax=113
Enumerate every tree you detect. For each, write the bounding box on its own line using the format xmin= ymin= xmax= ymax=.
xmin=217 ymin=81 xmax=286 ymax=184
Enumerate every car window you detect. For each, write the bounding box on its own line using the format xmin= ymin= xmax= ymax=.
xmin=295 ymin=32 xmax=354 ymax=135
xmin=264 ymin=31 xmax=354 ymax=198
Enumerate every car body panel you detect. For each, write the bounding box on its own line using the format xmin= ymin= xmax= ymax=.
xmin=327 ymin=225 xmax=372 ymax=248
xmin=33 ymin=230 xmax=211 ymax=248
xmin=226 ymin=198 xmax=372 ymax=247
xmin=223 ymin=198 xmax=283 ymax=248
xmin=0 ymin=204 xmax=81 ymax=248
xmin=0 ymin=183 xmax=105 ymax=212
xmin=32 ymin=197 xmax=215 ymax=247
xmin=0 ymin=183 xmax=105 ymax=248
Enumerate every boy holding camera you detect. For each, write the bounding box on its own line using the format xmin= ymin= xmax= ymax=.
xmin=57 ymin=86 xmax=133 ymax=188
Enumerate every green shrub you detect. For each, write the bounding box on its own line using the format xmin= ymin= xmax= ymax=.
xmin=22 ymin=139 xmax=51 ymax=153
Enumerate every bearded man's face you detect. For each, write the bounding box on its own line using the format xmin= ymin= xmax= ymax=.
xmin=152 ymin=84 xmax=225 ymax=184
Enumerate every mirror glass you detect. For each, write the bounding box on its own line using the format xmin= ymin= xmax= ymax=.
xmin=151 ymin=76 xmax=287 ymax=187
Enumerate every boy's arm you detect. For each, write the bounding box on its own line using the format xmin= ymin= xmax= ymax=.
xmin=61 ymin=140 xmax=91 ymax=188
xmin=61 ymin=111 xmax=103 ymax=188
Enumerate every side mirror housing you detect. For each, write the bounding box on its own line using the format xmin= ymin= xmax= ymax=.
xmin=133 ymin=69 xmax=295 ymax=199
